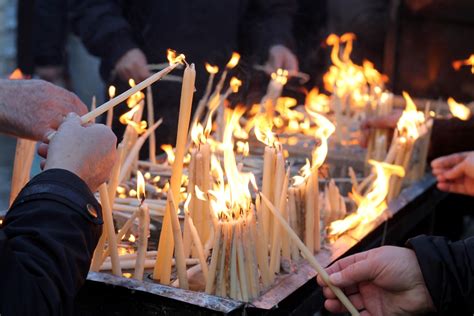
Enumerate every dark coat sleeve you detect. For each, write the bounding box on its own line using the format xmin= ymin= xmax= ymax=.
xmin=68 ymin=0 xmax=138 ymax=72
xmin=254 ymin=0 xmax=297 ymax=55
xmin=407 ymin=235 xmax=474 ymax=316
xmin=0 ymin=169 xmax=103 ymax=316
xmin=33 ymin=0 xmax=68 ymax=66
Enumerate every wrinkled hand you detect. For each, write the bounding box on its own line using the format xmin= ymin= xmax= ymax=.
xmin=431 ymin=151 xmax=474 ymax=196
xmin=39 ymin=113 xmax=117 ymax=192
xmin=317 ymin=246 xmax=435 ymax=315
xmin=360 ymin=110 xmax=402 ymax=148
xmin=114 ymin=48 xmax=151 ymax=82
xmin=0 ymin=79 xmax=87 ymax=140
xmin=265 ymin=45 xmax=299 ymax=73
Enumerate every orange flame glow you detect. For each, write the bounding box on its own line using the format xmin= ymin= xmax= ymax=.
xmin=229 ymin=77 xmax=242 ymax=93
xmin=136 ymin=170 xmax=146 ymax=202
xmin=452 ymin=54 xmax=474 ymax=74
xmin=119 ymin=105 xmax=147 ymax=134
xmin=161 ymin=144 xmax=175 ymax=165
xmin=205 ymin=63 xmax=219 ymax=74
xmin=396 ymin=92 xmax=425 ymax=139
xmin=108 ymin=85 xmax=116 ymax=99
xmin=305 ymin=88 xmax=330 ymax=113
xmin=329 ymin=160 xmax=405 ymax=236
xmin=271 ymin=68 xmax=289 ymax=85
xmin=448 ymin=97 xmax=471 ymax=121
xmin=226 ymin=52 xmax=241 ymax=69
xmin=9 ymin=69 xmax=25 ymax=80
xmin=167 ymin=49 xmax=185 ymax=65
xmin=254 ymin=115 xmax=277 ymax=147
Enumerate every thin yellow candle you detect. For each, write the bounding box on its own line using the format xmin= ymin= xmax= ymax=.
xmin=154 ymin=61 xmax=196 ymax=285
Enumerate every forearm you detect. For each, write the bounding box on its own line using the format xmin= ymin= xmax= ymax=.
xmin=407 ymin=235 xmax=474 ymax=315
xmin=0 ymin=169 xmax=102 ymax=315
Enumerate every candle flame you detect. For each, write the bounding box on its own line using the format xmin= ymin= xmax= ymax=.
xmin=205 ymin=63 xmax=219 ymax=74
xmin=136 ymin=170 xmax=146 ymax=203
xmin=119 ymin=105 xmax=147 ymax=134
xmin=208 ymin=107 xmax=256 ymax=221
xmin=194 ymin=185 xmax=207 ymax=201
xmin=108 ymin=85 xmax=116 ymax=99
xmin=305 ymin=88 xmax=330 ymax=113
xmin=128 ymin=234 xmax=136 ymax=243
xmin=229 ymin=77 xmax=242 ymax=93
xmin=306 ymin=111 xmax=335 ymax=168
xmin=448 ymin=97 xmax=471 ymax=121
xmin=167 ymin=49 xmax=185 ymax=65
xmin=254 ymin=115 xmax=277 ymax=147
xmin=452 ymin=54 xmax=474 ymax=73
xmin=396 ymin=92 xmax=425 ymax=139
xmin=292 ymin=159 xmax=312 ymax=187
xmin=161 ymin=144 xmax=175 ymax=165
xmin=329 ymin=160 xmax=405 ymax=236
xmin=9 ymin=68 xmax=25 ymax=80
xmin=226 ymin=52 xmax=241 ymax=69
xmin=271 ymin=68 xmax=289 ymax=85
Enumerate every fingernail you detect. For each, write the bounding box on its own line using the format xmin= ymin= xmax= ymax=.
xmin=329 ymin=272 xmax=342 ymax=284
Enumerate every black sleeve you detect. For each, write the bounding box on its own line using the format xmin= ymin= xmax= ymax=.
xmin=68 ymin=0 xmax=138 ymax=69
xmin=33 ymin=0 xmax=68 ymax=67
xmin=0 ymin=169 xmax=103 ymax=316
xmin=255 ymin=0 xmax=297 ymax=54
xmin=407 ymin=235 xmax=474 ymax=316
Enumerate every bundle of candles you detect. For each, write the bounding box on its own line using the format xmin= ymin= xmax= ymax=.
xmin=9 ymin=39 xmax=456 ymax=315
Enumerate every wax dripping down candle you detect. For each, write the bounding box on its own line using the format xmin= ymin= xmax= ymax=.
xmin=134 ymin=171 xmax=150 ymax=280
xmin=205 ymin=107 xmax=261 ymax=300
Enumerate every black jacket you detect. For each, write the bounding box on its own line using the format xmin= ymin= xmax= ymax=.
xmin=408 ymin=235 xmax=474 ymax=315
xmin=0 ymin=169 xmax=102 ymax=316
xmin=69 ymin=0 xmax=296 ymax=81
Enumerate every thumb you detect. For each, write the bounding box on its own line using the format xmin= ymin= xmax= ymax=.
xmin=329 ymin=260 xmax=375 ymax=288
xmin=58 ymin=112 xmax=81 ymax=130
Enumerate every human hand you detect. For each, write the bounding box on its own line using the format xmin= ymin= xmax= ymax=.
xmin=431 ymin=151 xmax=474 ymax=196
xmin=317 ymin=246 xmax=435 ymax=315
xmin=0 ymin=79 xmax=87 ymax=140
xmin=41 ymin=113 xmax=117 ymax=192
xmin=114 ymin=48 xmax=151 ymax=82
xmin=359 ymin=110 xmax=402 ymax=148
xmin=265 ymin=45 xmax=299 ymax=74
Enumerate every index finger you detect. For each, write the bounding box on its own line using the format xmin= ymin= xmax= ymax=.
xmin=431 ymin=153 xmax=466 ymax=169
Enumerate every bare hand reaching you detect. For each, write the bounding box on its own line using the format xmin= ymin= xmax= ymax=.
xmin=265 ymin=44 xmax=299 ymax=73
xmin=40 ymin=113 xmax=117 ymax=192
xmin=114 ymin=48 xmax=151 ymax=82
xmin=0 ymin=79 xmax=87 ymax=140
xmin=431 ymin=151 xmax=474 ymax=196
xmin=317 ymin=246 xmax=435 ymax=315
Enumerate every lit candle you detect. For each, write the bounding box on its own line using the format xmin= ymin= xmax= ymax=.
xmin=134 ymin=171 xmax=150 ymax=280
xmin=154 ymin=59 xmax=196 ymax=286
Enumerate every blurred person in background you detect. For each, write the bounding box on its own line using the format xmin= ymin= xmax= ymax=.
xmin=33 ymin=0 xmax=105 ymax=107
xmin=70 ymin=0 xmax=299 ymax=147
